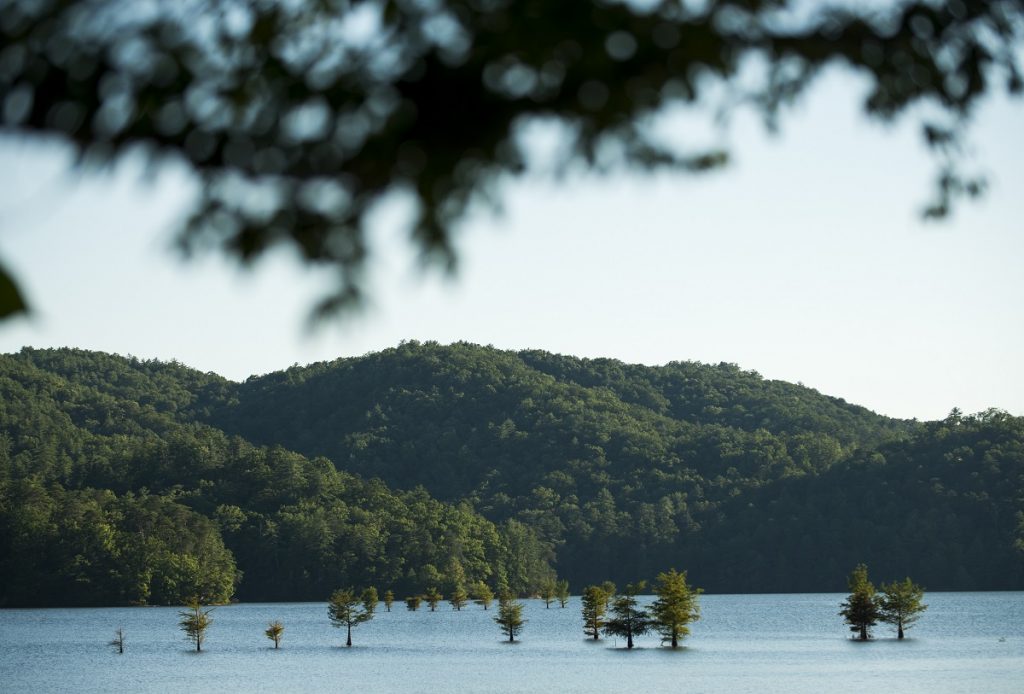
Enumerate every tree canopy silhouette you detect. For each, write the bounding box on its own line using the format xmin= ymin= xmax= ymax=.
xmin=1 ymin=0 xmax=1021 ymax=319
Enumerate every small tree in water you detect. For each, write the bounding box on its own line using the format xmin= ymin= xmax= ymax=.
xmin=383 ymin=590 xmax=394 ymax=612
xmin=839 ymin=564 xmax=880 ymax=641
xmin=556 ymin=579 xmax=570 ymax=608
xmin=471 ymin=581 xmax=494 ymax=610
xmin=424 ymin=587 xmax=443 ymax=612
xmin=328 ymin=588 xmax=375 ymax=647
xmin=495 ymin=592 xmax=525 ymax=643
xmin=603 ymin=582 xmax=651 ymax=649
xmin=449 ymin=584 xmax=469 ymax=611
xmin=265 ymin=620 xmax=284 ymax=649
xmin=581 ymin=585 xmax=607 ymax=640
xmin=879 ymin=578 xmax=927 ymax=639
xmin=650 ymin=569 xmax=701 ymax=648
xmin=109 ymin=627 xmax=125 ymax=654
xmin=179 ymin=600 xmax=214 ymax=652
xmin=600 ymin=581 xmax=616 ymax=610
xmin=405 ymin=596 xmax=422 ymax=611
xmin=539 ymin=578 xmax=556 ymax=608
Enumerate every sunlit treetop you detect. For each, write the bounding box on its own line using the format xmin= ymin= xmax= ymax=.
xmin=1 ymin=0 xmax=1021 ymax=319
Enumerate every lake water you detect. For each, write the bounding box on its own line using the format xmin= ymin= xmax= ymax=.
xmin=2 ymin=592 xmax=1022 ymax=693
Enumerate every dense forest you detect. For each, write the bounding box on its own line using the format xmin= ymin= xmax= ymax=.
xmin=1 ymin=343 xmax=1021 ymax=606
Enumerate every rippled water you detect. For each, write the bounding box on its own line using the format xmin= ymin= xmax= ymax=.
xmin=2 ymin=592 xmax=1021 ymax=693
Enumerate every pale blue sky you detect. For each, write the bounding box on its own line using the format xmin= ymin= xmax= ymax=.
xmin=1 ymin=67 xmax=1022 ymax=421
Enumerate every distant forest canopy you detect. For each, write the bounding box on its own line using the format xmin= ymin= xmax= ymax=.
xmin=1 ymin=343 xmax=1021 ymax=606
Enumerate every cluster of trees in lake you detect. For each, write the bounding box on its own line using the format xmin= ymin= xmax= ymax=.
xmin=164 ymin=563 xmax=918 ymax=654
xmin=164 ymin=569 xmax=701 ymax=652
xmin=840 ymin=565 xmax=928 ymax=640
xmin=1 ymin=344 xmax=1022 ymax=605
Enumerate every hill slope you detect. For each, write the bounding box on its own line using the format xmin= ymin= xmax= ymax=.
xmin=201 ymin=341 xmax=1021 ymax=591
xmin=0 ymin=348 xmax=549 ymax=606
xmin=3 ymin=343 xmax=1021 ymax=599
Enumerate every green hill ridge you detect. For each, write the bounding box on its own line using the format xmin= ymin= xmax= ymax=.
xmin=1 ymin=343 xmax=1021 ymax=605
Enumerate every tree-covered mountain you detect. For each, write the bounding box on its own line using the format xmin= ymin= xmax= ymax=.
xmin=0 ymin=348 xmax=552 ymax=606
xmin=2 ymin=343 xmax=1021 ymax=605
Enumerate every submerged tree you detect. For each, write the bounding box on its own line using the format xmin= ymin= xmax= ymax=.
xmin=600 ymin=582 xmax=617 ymax=611
xmin=178 ymin=600 xmax=214 ymax=652
xmin=556 ymin=579 xmax=570 ymax=608
xmin=362 ymin=587 xmax=379 ymax=614
xmin=471 ymin=581 xmax=494 ymax=611
xmin=581 ymin=585 xmax=608 ymax=640
xmin=879 ymin=578 xmax=928 ymax=639
xmin=265 ymin=620 xmax=284 ymax=649
xmin=839 ymin=564 xmax=880 ymax=641
xmin=650 ymin=569 xmax=702 ymax=648
xmin=539 ymin=578 xmax=556 ymax=609
xmin=449 ymin=584 xmax=469 ymax=611
xmin=384 ymin=590 xmax=394 ymax=613
xmin=328 ymin=588 xmax=374 ymax=647
xmin=603 ymin=582 xmax=651 ymax=649
xmin=109 ymin=627 xmax=125 ymax=654
xmin=424 ymin=587 xmax=443 ymax=612
xmin=495 ymin=593 xmax=526 ymax=643
xmin=405 ymin=596 xmax=422 ymax=612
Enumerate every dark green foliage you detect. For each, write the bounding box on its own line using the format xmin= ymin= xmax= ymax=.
xmin=0 ymin=262 xmax=27 ymax=320
xmin=495 ymin=593 xmax=525 ymax=643
xmin=2 ymin=2 xmax=1019 ymax=319
xmin=0 ymin=348 xmax=530 ymax=605
xmin=879 ymin=578 xmax=927 ymax=639
xmin=197 ymin=342 xmax=1023 ymax=592
xmin=204 ymin=341 xmax=925 ymax=591
xmin=405 ymin=596 xmax=422 ymax=611
xmin=603 ymin=582 xmax=651 ymax=649
xmin=840 ymin=565 xmax=880 ymax=641
xmin=0 ymin=482 xmax=237 ymax=606
xmin=2 ymin=345 xmax=1023 ymax=604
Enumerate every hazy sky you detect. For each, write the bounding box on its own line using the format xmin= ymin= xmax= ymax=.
xmin=1 ymin=66 xmax=1022 ymax=422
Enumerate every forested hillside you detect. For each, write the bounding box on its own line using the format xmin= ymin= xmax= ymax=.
xmin=0 ymin=349 xmax=551 ymax=606
xmin=2 ymin=344 xmax=1022 ymax=605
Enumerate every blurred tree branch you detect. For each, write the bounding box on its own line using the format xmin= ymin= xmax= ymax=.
xmin=1 ymin=0 xmax=1021 ymax=320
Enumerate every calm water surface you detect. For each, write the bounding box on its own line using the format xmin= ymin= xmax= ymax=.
xmin=2 ymin=592 xmax=1021 ymax=693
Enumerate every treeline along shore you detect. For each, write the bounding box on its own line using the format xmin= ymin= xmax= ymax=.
xmin=1 ymin=343 xmax=1021 ymax=606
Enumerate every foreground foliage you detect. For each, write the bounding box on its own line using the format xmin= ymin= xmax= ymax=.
xmin=2 ymin=1 xmax=1021 ymax=320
